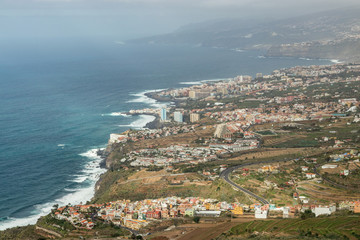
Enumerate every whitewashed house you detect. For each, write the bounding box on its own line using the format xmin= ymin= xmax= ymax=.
xmin=255 ymin=209 xmax=268 ymax=219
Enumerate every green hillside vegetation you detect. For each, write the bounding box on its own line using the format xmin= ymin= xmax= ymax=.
xmin=218 ymin=215 xmax=360 ymax=240
xmin=94 ymin=174 xmax=251 ymax=204
xmin=0 ymin=226 xmax=43 ymax=240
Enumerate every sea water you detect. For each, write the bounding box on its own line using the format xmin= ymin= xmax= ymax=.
xmin=0 ymin=40 xmax=331 ymax=230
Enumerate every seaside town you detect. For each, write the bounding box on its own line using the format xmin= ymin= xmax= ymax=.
xmin=52 ymin=197 xmax=360 ymax=230
xmin=27 ymin=62 xmax=359 ymax=240
xmin=4 ymin=3 xmax=360 ymax=240
xmin=3 ymin=63 xmax=360 ymax=239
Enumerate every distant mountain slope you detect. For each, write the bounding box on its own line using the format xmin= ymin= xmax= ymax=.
xmin=267 ymin=38 xmax=360 ymax=62
xmin=131 ymin=7 xmax=360 ymax=62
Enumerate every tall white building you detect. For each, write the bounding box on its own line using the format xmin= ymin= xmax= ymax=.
xmin=174 ymin=111 xmax=183 ymax=123
xmin=160 ymin=108 xmax=167 ymax=121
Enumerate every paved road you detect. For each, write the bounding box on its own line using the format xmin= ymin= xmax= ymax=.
xmin=220 ymin=163 xmax=270 ymax=205
xmin=220 ymin=158 xmax=298 ymax=205
xmin=313 ymin=165 xmax=360 ymax=192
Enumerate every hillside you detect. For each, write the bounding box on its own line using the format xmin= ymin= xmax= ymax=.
xmin=131 ymin=7 xmax=360 ymax=62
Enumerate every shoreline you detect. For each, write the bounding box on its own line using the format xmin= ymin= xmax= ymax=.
xmin=0 ymin=56 xmax=340 ymax=231
xmin=97 ymin=94 xmax=166 ymax=169
xmin=0 ymin=148 xmax=107 ymax=231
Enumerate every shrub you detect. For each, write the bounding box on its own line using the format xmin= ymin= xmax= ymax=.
xmin=193 ymin=216 xmax=201 ymax=223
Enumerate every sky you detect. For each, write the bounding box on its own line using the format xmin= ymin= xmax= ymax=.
xmin=0 ymin=0 xmax=360 ymax=42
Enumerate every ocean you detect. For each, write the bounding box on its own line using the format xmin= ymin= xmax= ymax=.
xmin=0 ymin=40 xmax=332 ymax=230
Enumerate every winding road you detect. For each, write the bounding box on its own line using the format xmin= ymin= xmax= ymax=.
xmin=220 ymin=157 xmax=299 ymax=205
xmin=220 ymin=163 xmax=270 ymax=205
xmin=313 ymin=165 xmax=360 ymax=192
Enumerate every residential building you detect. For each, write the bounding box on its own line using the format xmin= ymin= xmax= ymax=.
xmin=255 ymin=209 xmax=268 ymax=219
xmin=185 ymin=209 xmax=194 ymax=217
xmin=231 ymin=206 xmax=243 ymax=215
xmin=190 ymin=113 xmax=200 ymax=122
xmin=174 ymin=111 xmax=183 ymax=123
xmin=305 ymin=173 xmax=316 ymax=179
xmin=214 ymin=124 xmax=232 ymax=139
xmin=313 ymin=206 xmax=336 ymax=217
xmin=160 ymin=108 xmax=167 ymax=121
xmin=195 ymin=210 xmax=221 ymax=217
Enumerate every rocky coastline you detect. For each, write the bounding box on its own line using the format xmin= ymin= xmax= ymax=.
xmin=144 ymin=91 xmax=172 ymax=102
xmin=93 ymin=90 xmax=169 ymax=200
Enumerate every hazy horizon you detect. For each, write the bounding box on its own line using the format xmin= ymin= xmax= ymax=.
xmin=1 ymin=0 xmax=360 ymax=44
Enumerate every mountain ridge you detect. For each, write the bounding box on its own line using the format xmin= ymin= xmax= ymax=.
xmin=130 ymin=7 xmax=360 ymax=62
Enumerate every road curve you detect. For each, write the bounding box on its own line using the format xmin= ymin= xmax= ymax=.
xmin=221 ymin=157 xmax=323 ymax=204
xmin=220 ymin=163 xmax=270 ymax=205
xmin=313 ymin=165 xmax=360 ymax=191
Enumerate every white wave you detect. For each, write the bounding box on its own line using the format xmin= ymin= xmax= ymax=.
xmin=0 ymin=215 xmax=43 ymax=231
xmin=127 ymin=89 xmax=167 ymax=109
xmin=57 ymin=144 xmax=66 ymax=147
xmin=118 ymin=114 xmax=156 ymax=130
xmin=299 ymin=57 xmax=312 ymax=61
xmin=102 ymin=112 xmax=130 ymax=117
xmin=232 ymin=48 xmax=245 ymax=52
xmin=79 ymin=148 xmax=103 ymax=159
xmin=64 ymin=188 xmax=77 ymax=192
xmin=257 ymin=55 xmax=266 ymax=59
xmin=110 ymin=112 xmax=130 ymax=117
xmin=200 ymin=78 xmax=230 ymax=83
xmin=180 ymin=78 xmax=229 ymax=85
xmin=68 ymin=176 xmax=88 ymax=183
xmin=330 ymin=59 xmax=342 ymax=64
xmin=179 ymin=81 xmax=203 ymax=85
xmin=0 ymin=148 xmax=106 ymax=231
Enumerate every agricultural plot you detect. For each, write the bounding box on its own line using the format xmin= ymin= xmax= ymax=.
xmin=222 ymin=216 xmax=360 ymax=240
xmin=228 ymin=147 xmax=325 ymax=163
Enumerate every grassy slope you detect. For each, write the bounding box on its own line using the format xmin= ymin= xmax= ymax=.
xmin=0 ymin=225 xmax=43 ymax=240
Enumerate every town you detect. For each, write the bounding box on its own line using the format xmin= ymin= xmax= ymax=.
xmin=13 ymin=63 xmax=360 ymax=239
xmin=52 ymin=196 xmax=360 ymax=231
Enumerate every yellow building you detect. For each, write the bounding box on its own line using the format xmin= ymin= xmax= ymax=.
xmin=204 ymin=203 xmax=211 ymax=210
xmin=231 ymin=206 xmax=243 ymax=215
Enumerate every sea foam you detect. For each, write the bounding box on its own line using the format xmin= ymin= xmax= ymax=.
xmin=0 ymin=148 xmax=106 ymax=231
xmin=118 ymin=114 xmax=156 ymax=130
xmin=179 ymin=78 xmax=229 ymax=85
xmin=330 ymin=59 xmax=343 ymax=64
xmin=127 ymin=89 xmax=167 ymax=109
xmin=179 ymin=81 xmax=203 ymax=85
xmin=102 ymin=112 xmax=131 ymax=117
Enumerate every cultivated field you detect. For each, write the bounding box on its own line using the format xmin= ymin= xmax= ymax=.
xmin=220 ymin=216 xmax=360 ymax=240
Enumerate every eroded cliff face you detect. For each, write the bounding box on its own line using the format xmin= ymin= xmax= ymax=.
xmin=266 ymin=39 xmax=360 ymax=62
xmin=93 ymin=141 xmax=127 ymax=200
xmin=102 ymin=142 xmax=127 ymax=169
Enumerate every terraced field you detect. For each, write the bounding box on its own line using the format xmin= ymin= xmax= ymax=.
xmin=262 ymin=134 xmax=306 ymax=147
xmin=297 ymin=182 xmax=360 ymax=203
xmin=223 ymin=216 xmax=360 ymax=240
xmin=228 ymin=147 xmax=325 ymax=163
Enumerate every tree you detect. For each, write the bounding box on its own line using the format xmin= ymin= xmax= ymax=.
xmin=301 ymin=209 xmax=315 ymax=219
xmin=193 ymin=216 xmax=201 ymax=223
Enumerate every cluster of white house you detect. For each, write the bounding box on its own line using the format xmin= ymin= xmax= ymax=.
xmin=155 ymin=64 xmax=359 ymax=103
xmin=109 ymin=125 xmax=196 ymax=145
xmin=125 ymin=145 xmax=218 ymax=167
xmin=53 ymin=196 xmax=360 ymax=231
